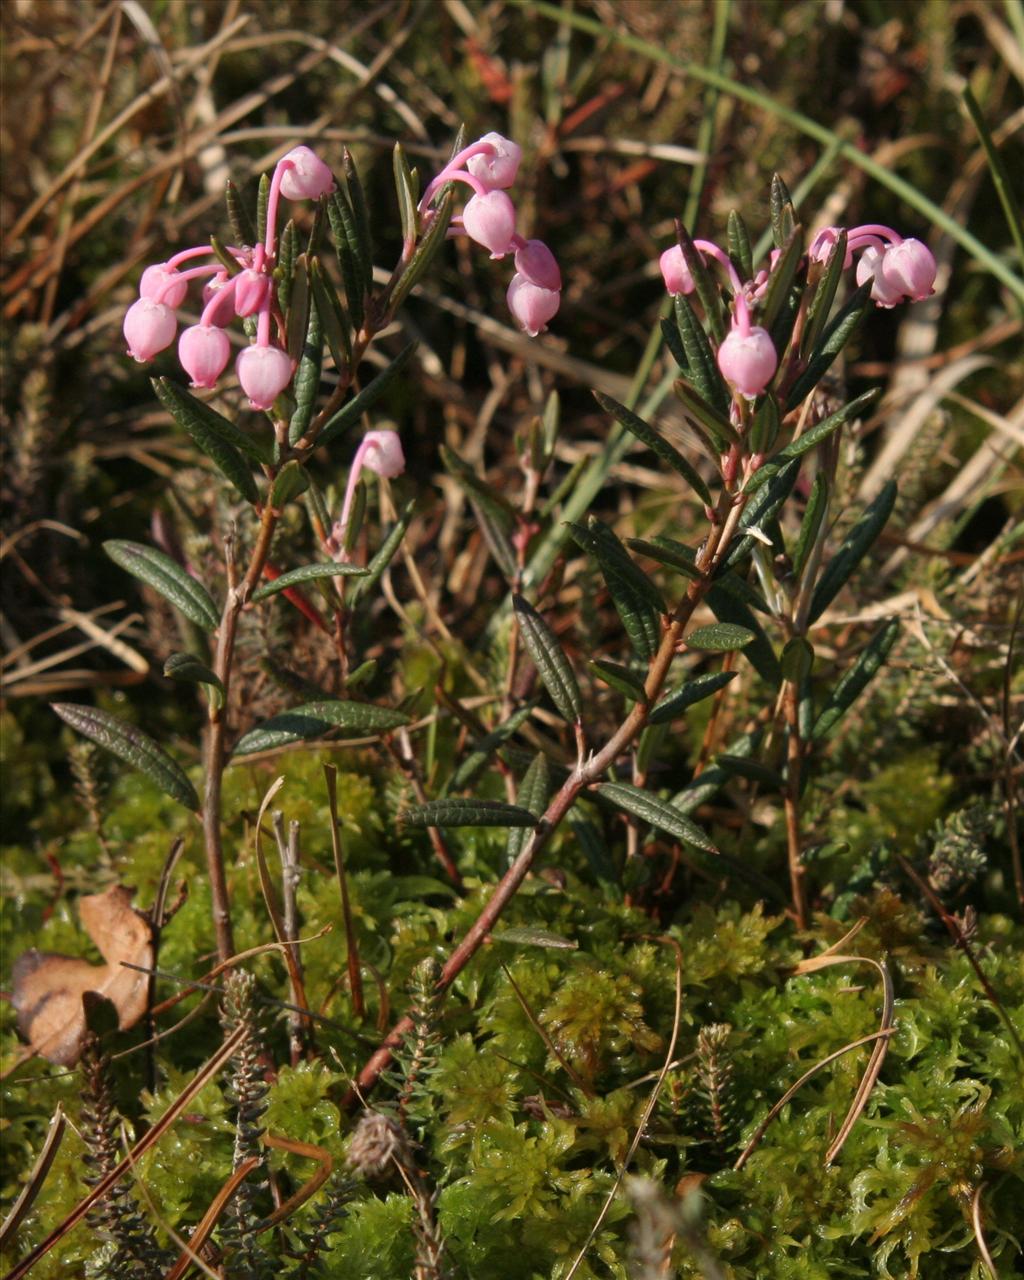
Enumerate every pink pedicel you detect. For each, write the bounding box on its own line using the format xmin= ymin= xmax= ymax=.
xmin=717 ymin=325 xmax=778 ymax=398
xmin=140 ymin=263 xmax=188 ymax=309
xmin=514 ymin=238 xmax=561 ymax=291
xmin=123 ymin=298 xmax=177 ymax=362
xmin=178 ymin=324 xmax=232 ymax=389
xmin=462 ymin=189 xmax=517 ymax=259
xmin=233 ymin=268 xmax=271 ymax=318
xmin=879 ymin=237 xmax=936 ymax=302
xmin=507 ymin=274 xmax=560 ymax=337
xmin=659 ymin=245 xmax=695 ymax=297
xmin=465 ymin=132 xmax=522 ymax=190
xmin=277 ymin=146 xmax=335 ymax=201
xmin=236 ymin=343 xmax=294 ymax=410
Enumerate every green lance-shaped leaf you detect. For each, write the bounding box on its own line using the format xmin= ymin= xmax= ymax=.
xmin=673 ymin=294 xmax=731 ymax=416
xmin=270 ymin=459 xmax=310 ymax=509
xmin=570 ymin=518 xmax=665 ymax=661
xmin=234 ymin=700 xmax=410 ymax=755
xmin=590 ymin=658 xmax=647 ymax=702
xmin=288 ymin=287 xmax=323 ymax=445
xmin=593 ymin=391 xmax=711 ymax=505
xmin=676 ymin=221 xmax=725 ymax=342
xmin=506 ymin=752 xmax=551 ymax=862
xmin=705 ymin=583 xmax=780 ymax=685
xmin=327 ymin=189 xmax=364 ymax=334
xmin=209 ymin=234 xmax=242 ymax=278
xmin=163 ymin=653 xmax=224 ymax=707
xmin=660 ymin=316 xmax=689 ymax=371
xmin=152 ymin=377 xmax=272 ymax=465
xmin=769 ymin=172 xmax=797 ymax=249
xmin=104 ymin=540 xmax=219 ymax=630
xmin=256 ymin=172 xmax=270 ymax=246
xmin=251 ymin=562 xmax=367 ymax=603
xmin=306 ymin=195 xmax=328 ymax=258
xmin=52 ymin=703 xmax=199 ymax=811
xmin=393 ymin=142 xmax=418 ymax=246
xmin=343 ymin=147 xmax=374 ymax=296
xmin=399 ymin=798 xmax=538 ymax=829
xmin=808 ymin=480 xmax=897 ymax=623
xmin=226 ymin=178 xmax=256 ymax=248
xmin=791 ymin=472 xmax=828 ymax=582
xmin=285 ymin=253 xmax=311 ymax=365
xmin=648 ymin=670 xmax=737 ymax=724
xmin=152 ymin=378 xmax=259 ymax=504
xmin=685 ymin=622 xmax=755 ymax=652
xmin=673 ymin=378 xmax=739 ymax=452
xmin=750 ymin=390 xmax=881 ymax=489
xmin=490 ymin=926 xmax=576 ymax=949
xmin=276 ymin=219 xmax=297 ymax=314
xmin=388 ymin=186 xmax=456 ymax=314
xmin=317 ymin=342 xmax=417 ymax=450
xmin=786 ymin=282 xmax=872 ymax=410
xmin=813 ymin=617 xmax=900 ymax=741
xmin=442 ymin=444 xmax=517 ymax=577
xmin=450 ymin=701 xmax=538 ymax=792
xmin=513 ymin=595 xmax=582 ymax=724
xmin=725 ymin=458 xmax=800 ymax=566
xmin=715 ymin=753 xmax=785 ymax=789
xmin=627 ymin=536 xmax=703 ymax=580
xmin=309 ymin=255 xmax=352 ymax=370
xmin=780 ymin=636 xmax=814 ymax=685
xmin=348 ymin=500 xmax=415 ymax=606
xmin=727 ymin=209 xmax=754 ymax=281
xmin=803 ymin=228 xmax=848 ymax=355
xmin=749 ymin=395 xmax=780 ymax=457
xmin=595 ymin=781 xmax=718 ymax=854
xmin=759 ymin=226 xmax=804 ymax=338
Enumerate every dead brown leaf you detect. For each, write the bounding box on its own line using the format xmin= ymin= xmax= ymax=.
xmin=10 ymin=885 xmax=153 ymax=1066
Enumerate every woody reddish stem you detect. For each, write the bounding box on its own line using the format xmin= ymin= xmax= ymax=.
xmin=345 ymin=488 xmax=748 ymax=1106
xmin=782 ymin=677 xmax=808 ymax=930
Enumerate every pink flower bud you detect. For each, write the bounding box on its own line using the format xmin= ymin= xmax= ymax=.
xmin=236 ymin=343 xmax=294 ymax=410
xmin=361 ymin=430 xmax=406 ymax=478
xmin=123 ymin=298 xmax=177 ymax=362
xmin=507 ymin=273 xmax=560 ymax=337
xmin=717 ymin=325 xmax=778 ymax=398
xmin=466 ymin=132 xmax=522 ymax=190
xmin=178 ymin=324 xmax=231 ymax=389
xmin=659 ymin=245 xmax=695 ymax=296
xmin=514 ymin=239 xmax=561 ymax=290
xmin=278 ymin=146 xmax=335 ymax=201
xmin=234 ymin=268 xmax=271 ymax=317
xmin=855 ymin=245 xmax=904 ymax=308
xmin=808 ymin=227 xmax=853 ymax=269
xmin=203 ymin=271 xmax=230 ymax=305
xmin=140 ymin=263 xmax=188 ymax=309
xmin=880 ymin=237 xmax=936 ymax=302
xmin=462 ymin=190 xmax=517 ymax=259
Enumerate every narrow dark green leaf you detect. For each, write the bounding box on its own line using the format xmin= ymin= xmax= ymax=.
xmin=387 ymin=186 xmax=456 ymax=313
xmin=648 ymin=670 xmax=737 ymax=724
xmin=673 ymin=378 xmax=739 ymax=449
xmin=285 ymin=254 xmax=311 ymax=365
xmin=490 ymin=926 xmax=576 ymax=949
xmin=104 ymin=540 xmax=219 ymax=630
xmin=399 ymin=798 xmax=537 ymax=829
xmin=759 ymin=227 xmax=803 ymax=336
xmin=596 ymin=781 xmax=718 ymax=854
xmin=256 ymin=172 xmax=270 ymax=246
xmin=52 ymin=703 xmax=198 ymax=811
xmin=251 ymin=562 xmax=368 ymax=602
xmin=786 ymin=283 xmax=871 ymax=410
xmin=233 ymin=700 xmax=410 ymax=755
xmin=342 ymin=147 xmax=374 ymax=295
xmin=348 ymin=500 xmax=415 ymax=605
xmin=780 ymin=637 xmax=814 ymax=684
xmin=791 ymin=473 xmax=828 ymax=581
xmin=674 ymin=294 xmax=731 ymax=416
xmin=209 ymin=234 xmax=242 ymax=278
xmin=769 ymin=173 xmax=797 ymax=249
xmin=288 ymin=283 xmax=322 ymax=444
xmin=226 ymin=179 xmax=256 ymax=248
xmin=506 ymin=752 xmax=551 ymax=862
xmin=306 ymin=196 xmax=328 ymax=258
xmin=594 ymin=391 xmax=711 ymax=504
xmin=327 ymin=189 xmax=364 ymax=334
xmin=627 ymin=536 xmax=703 ymax=579
xmin=727 ymin=209 xmax=754 ymax=281
xmin=270 ymin=459 xmax=310 ymax=508
xmin=309 ymin=256 xmax=352 ymax=371
xmin=346 ymin=658 xmax=377 ymax=690
xmin=686 ymin=622 xmax=754 ymax=652
xmin=276 ymin=219 xmax=297 ymax=315
xmin=152 ymin=378 xmax=258 ymax=504
xmin=808 ymin=480 xmax=897 ymax=622
xmin=152 ymin=377 xmax=272 ymax=464
xmin=589 ymin=659 xmax=647 ymax=702
xmin=442 ymin=444 xmax=516 ymax=575
xmin=513 ymin=595 xmax=582 ymax=724
xmin=813 ymin=618 xmax=900 ymax=740
xmin=750 ymin=395 xmax=780 ymax=456
xmin=583 ymin=518 xmax=666 ymax=613
xmin=705 ymin=583 xmax=780 ymax=684
xmin=676 ymin=221 xmax=725 ymax=341
xmin=803 ymin=228 xmax=848 ymax=354
xmin=725 ymin=459 xmax=800 ymax=566
xmin=450 ymin=702 xmax=538 ymax=792
xmin=716 ymin=754 xmax=785 ymax=788
xmin=316 ymin=342 xmax=417 ymax=450
xmin=163 ymin=652 xmax=223 ymax=692
xmin=342 ymin=479 xmax=366 ymax=556
xmin=776 ymin=390 xmax=880 ymax=465
xmin=392 ymin=142 xmax=418 ymax=245
xmin=569 ymin=519 xmax=663 ymax=661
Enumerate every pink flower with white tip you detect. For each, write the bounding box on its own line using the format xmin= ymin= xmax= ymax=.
xmin=236 ymin=343 xmax=294 ymax=411
xmin=330 ymin=430 xmax=406 ymax=561
xmin=277 ymin=146 xmax=335 ymax=201
xmin=717 ymin=324 xmax=778 ymax=399
xmin=659 ymin=245 xmax=695 ymax=297
xmin=123 ymin=298 xmax=177 ymax=362
xmin=465 ymin=132 xmax=522 ymax=190
xmin=507 ymin=275 xmax=560 ymax=337
xmin=179 ymin=324 xmax=231 ymax=389
xmin=462 ymin=189 xmax=517 ymax=259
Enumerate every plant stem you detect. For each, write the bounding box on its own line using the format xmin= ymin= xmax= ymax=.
xmin=782 ymin=677 xmax=808 ymax=929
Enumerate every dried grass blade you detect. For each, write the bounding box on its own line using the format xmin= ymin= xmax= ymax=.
xmin=259 ymin=1134 xmax=333 ymax=1228
xmin=163 ymin=1156 xmax=261 ymax=1280
xmin=0 ymin=1106 xmax=66 ymax=1249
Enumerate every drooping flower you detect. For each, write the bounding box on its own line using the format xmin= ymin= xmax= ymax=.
xmin=717 ymin=325 xmax=778 ymax=399
xmin=140 ymin=263 xmax=188 ymax=309
xmin=277 ymin=145 xmax=335 ymax=201
xmin=233 ymin=268 xmax=271 ymax=318
xmin=659 ymin=245 xmax=695 ymax=297
xmin=123 ymin=298 xmax=177 ymax=362
xmin=514 ymin=239 xmax=561 ymax=291
xmin=880 ymin=237 xmax=936 ymax=302
xmin=178 ymin=324 xmax=232 ymax=389
xmin=236 ymin=344 xmax=294 ymax=410
xmin=330 ymin=430 xmax=406 ymax=561
xmin=462 ymin=190 xmax=517 ymax=259
xmin=855 ymin=245 xmax=905 ymax=308
xmin=465 ymin=132 xmax=522 ymax=190
xmin=507 ymin=274 xmax=560 ymax=337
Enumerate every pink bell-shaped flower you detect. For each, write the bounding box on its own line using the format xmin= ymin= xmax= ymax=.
xmin=234 ymin=268 xmax=271 ymax=318
xmin=140 ymin=263 xmax=188 ymax=309
xmin=123 ymin=298 xmax=177 ymax=362
xmin=236 ymin=343 xmax=294 ymax=410
xmin=880 ymin=237 xmax=936 ymax=302
xmin=278 ymin=146 xmax=335 ymax=201
xmin=659 ymin=245 xmax=695 ymax=297
xmin=507 ymin=274 xmax=560 ymax=337
xmin=717 ymin=325 xmax=777 ymax=398
xmin=855 ymin=246 xmax=904 ymax=308
xmin=514 ymin=239 xmax=561 ymax=291
xmin=807 ymin=227 xmax=854 ymax=268
xmin=466 ymin=132 xmax=523 ymax=190
xmin=361 ymin=429 xmax=406 ymax=478
xmin=178 ymin=324 xmax=231 ymax=389
xmin=462 ymin=190 xmax=517 ymax=259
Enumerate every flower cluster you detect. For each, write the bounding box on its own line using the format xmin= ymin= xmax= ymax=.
xmin=122 ymin=146 xmax=334 ymax=409
xmin=419 ymin=132 xmax=562 ymax=337
xmin=659 ymin=222 xmax=936 ymax=400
